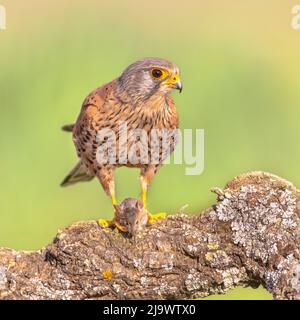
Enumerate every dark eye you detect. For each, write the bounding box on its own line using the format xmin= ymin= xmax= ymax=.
xmin=151 ymin=69 xmax=163 ymax=79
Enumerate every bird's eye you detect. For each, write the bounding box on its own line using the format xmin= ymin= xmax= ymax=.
xmin=151 ymin=68 xmax=163 ymax=79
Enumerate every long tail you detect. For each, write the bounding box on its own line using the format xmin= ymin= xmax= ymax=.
xmin=61 ymin=123 xmax=94 ymax=186
xmin=61 ymin=162 xmax=95 ymax=187
xmin=61 ymin=123 xmax=75 ymax=132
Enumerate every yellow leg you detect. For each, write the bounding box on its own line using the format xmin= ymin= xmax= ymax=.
xmin=98 ymin=192 xmax=117 ymax=227
xmin=141 ymin=185 xmax=166 ymax=224
xmin=111 ymin=193 xmax=117 ymax=206
xmin=142 ymin=187 xmax=147 ymax=209
xmin=98 ymin=193 xmax=128 ymax=233
xmin=98 ymin=218 xmax=127 ymax=232
xmin=98 ymin=192 xmax=118 ymax=226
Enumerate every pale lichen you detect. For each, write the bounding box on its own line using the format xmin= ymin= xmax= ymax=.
xmin=185 ymin=270 xmax=208 ymax=292
xmin=215 ymin=180 xmax=299 ymax=264
xmin=0 ymin=266 xmax=7 ymax=290
xmin=205 ymin=250 xmax=231 ymax=268
xmin=217 ymin=267 xmax=246 ymax=289
xmin=290 ymin=262 xmax=300 ymax=291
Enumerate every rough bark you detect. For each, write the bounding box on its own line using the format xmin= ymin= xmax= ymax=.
xmin=0 ymin=171 xmax=300 ymax=300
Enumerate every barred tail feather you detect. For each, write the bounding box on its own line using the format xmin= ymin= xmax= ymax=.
xmin=61 ymin=124 xmax=75 ymax=132
xmin=61 ymin=162 xmax=94 ymax=187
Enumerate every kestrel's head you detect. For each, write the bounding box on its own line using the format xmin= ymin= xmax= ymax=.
xmin=117 ymin=57 xmax=182 ymax=104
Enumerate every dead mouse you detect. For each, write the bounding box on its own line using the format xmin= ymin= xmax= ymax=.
xmin=114 ymin=198 xmax=149 ymax=236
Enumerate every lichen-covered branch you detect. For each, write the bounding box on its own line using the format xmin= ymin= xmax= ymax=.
xmin=0 ymin=171 xmax=300 ymax=300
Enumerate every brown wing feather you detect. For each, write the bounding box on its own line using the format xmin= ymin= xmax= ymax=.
xmin=73 ymin=80 xmax=116 ymax=137
xmin=61 ymin=81 xmax=117 ymax=187
xmin=72 ymin=80 xmax=119 ymax=177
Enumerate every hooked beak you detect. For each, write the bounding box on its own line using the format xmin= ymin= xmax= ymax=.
xmin=174 ymin=81 xmax=183 ymax=93
xmin=162 ymin=73 xmax=183 ymax=93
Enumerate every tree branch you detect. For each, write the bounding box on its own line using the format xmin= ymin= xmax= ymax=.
xmin=0 ymin=171 xmax=300 ymax=300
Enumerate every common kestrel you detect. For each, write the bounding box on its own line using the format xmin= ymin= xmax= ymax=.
xmin=61 ymin=57 xmax=182 ymax=230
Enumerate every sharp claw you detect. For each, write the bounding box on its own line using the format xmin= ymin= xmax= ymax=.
xmin=114 ymin=222 xmax=128 ymax=233
xmin=98 ymin=218 xmax=128 ymax=233
xmin=98 ymin=219 xmax=111 ymax=228
xmin=147 ymin=212 xmax=167 ymax=224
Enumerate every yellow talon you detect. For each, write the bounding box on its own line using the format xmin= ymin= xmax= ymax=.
xmin=141 ymin=184 xmax=166 ymax=223
xmin=98 ymin=218 xmax=128 ymax=233
xmin=148 ymin=212 xmax=167 ymax=224
xmin=114 ymin=222 xmax=127 ymax=233
xmin=98 ymin=218 xmax=111 ymax=228
xmin=98 ymin=193 xmax=119 ymax=229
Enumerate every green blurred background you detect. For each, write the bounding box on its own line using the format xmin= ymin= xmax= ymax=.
xmin=1 ymin=0 xmax=300 ymax=299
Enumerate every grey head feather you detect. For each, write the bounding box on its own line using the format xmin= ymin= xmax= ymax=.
xmin=117 ymin=57 xmax=176 ymax=105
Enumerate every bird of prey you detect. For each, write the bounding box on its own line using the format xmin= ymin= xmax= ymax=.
xmin=61 ymin=57 xmax=182 ymax=230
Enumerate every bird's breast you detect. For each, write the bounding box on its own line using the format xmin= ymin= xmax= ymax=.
xmin=74 ymin=94 xmax=179 ymax=171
